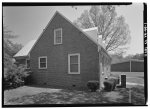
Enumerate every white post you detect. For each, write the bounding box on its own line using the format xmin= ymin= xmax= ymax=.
xmin=129 ymin=89 xmax=132 ymax=103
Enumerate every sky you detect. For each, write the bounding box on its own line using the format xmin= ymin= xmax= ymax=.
xmin=3 ymin=3 xmax=144 ymax=56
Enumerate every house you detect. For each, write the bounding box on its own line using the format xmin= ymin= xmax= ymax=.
xmin=111 ymin=59 xmax=144 ymax=72
xmin=14 ymin=11 xmax=111 ymax=90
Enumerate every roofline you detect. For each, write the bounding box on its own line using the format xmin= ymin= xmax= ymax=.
xmin=28 ymin=11 xmax=110 ymax=57
xmin=83 ymin=27 xmax=98 ymax=32
xmin=14 ymin=56 xmax=28 ymax=60
xmin=57 ymin=11 xmax=99 ymax=46
xmin=28 ymin=11 xmax=58 ymax=56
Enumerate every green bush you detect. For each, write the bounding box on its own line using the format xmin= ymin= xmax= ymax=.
xmin=103 ymin=78 xmax=118 ymax=91
xmin=4 ymin=64 xmax=30 ymax=90
xmin=87 ymin=80 xmax=99 ymax=92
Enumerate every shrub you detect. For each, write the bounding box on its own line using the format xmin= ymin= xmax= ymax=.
xmin=103 ymin=78 xmax=118 ymax=91
xmin=87 ymin=80 xmax=99 ymax=92
xmin=4 ymin=64 xmax=30 ymax=90
xmin=110 ymin=73 xmax=120 ymax=84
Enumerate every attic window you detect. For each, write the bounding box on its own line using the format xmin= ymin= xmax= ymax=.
xmin=54 ymin=28 xmax=62 ymax=45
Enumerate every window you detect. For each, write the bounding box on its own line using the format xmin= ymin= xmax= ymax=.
xmin=68 ymin=53 xmax=80 ymax=74
xmin=39 ymin=56 xmax=47 ymax=69
xmin=26 ymin=59 xmax=30 ymax=69
xmin=54 ymin=28 xmax=62 ymax=44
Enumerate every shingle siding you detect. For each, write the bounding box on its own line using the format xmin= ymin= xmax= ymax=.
xmin=30 ymin=13 xmax=99 ymax=89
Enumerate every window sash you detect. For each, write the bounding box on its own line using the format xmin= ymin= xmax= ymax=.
xmin=39 ymin=57 xmax=47 ymax=69
xmin=68 ymin=53 xmax=80 ymax=74
xmin=54 ymin=28 xmax=62 ymax=44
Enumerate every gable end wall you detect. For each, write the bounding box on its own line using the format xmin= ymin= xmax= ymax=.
xmin=30 ymin=13 xmax=99 ymax=89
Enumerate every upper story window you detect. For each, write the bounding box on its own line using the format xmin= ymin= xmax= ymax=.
xmin=54 ymin=28 xmax=62 ymax=45
xmin=68 ymin=53 xmax=80 ymax=74
xmin=26 ymin=59 xmax=30 ymax=69
xmin=38 ymin=56 xmax=47 ymax=69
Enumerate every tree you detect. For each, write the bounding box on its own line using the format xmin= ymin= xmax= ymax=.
xmin=74 ymin=6 xmax=131 ymax=54
xmin=3 ymin=25 xmax=30 ymax=89
xmin=3 ymin=25 xmax=22 ymax=67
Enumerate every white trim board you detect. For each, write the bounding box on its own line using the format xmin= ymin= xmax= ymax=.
xmin=68 ymin=53 xmax=80 ymax=74
xmin=38 ymin=56 xmax=47 ymax=69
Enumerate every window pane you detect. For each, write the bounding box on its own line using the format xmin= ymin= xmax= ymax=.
xmin=40 ymin=58 xmax=46 ymax=63
xmin=70 ymin=64 xmax=78 ymax=72
xmin=56 ymin=36 xmax=62 ymax=43
xmin=40 ymin=63 xmax=46 ymax=68
xmin=70 ymin=55 xmax=78 ymax=64
xmin=56 ymin=30 xmax=61 ymax=37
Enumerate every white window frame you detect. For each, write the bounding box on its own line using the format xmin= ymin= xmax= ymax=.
xmin=54 ymin=28 xmax=62 ymax=45
xmin=68 ymin=53 xmax=80 ymax=74
xmin=38 ymin=56 xmax=47 ymax=69
xmin=26 ymin=59 xmax=30 ymax=69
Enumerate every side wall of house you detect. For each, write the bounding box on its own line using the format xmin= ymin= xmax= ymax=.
xmin=30 ymin=13 xmax=99 ymax=89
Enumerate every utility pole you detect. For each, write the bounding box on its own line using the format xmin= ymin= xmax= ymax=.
xmin=130 ymin=59 xmax=132 ymax=72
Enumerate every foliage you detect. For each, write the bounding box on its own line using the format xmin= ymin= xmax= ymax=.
xmin=87 ymin=80 xmax=99 ymax=92
xmin=74 ymin=6 xmax=131 ymax=54
xmin=124 ymin=53 xmax=144 ymax=60
xmin=4 ymin=64 xmax=30 ymax=89
xmin=3 ymin=25 xmax=22 ymax=68
xmin=3 ymin=25 xmax=25 ymax=89
xmin=110 ymin=74 xmax=120 ymax=84
xmin=103 ymin=78 xmax=118 ymax=91
xmin=111 ymin=53 xmax=144 ymax=64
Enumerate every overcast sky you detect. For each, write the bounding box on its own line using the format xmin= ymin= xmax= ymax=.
xmin=3 ymin=3 xmax=144 ymax=56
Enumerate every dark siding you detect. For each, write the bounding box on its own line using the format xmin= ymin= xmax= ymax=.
xmin=111 ymin=62 xmax=130 ymax=72
xmin=131 ymin=61 xmax=144 ymax=72
xmin=30 ymin=13 xmax=99 ymax=89
xmin=111 ymin=61 xmax=144 ymax=72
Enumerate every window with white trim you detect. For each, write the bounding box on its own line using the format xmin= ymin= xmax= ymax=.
xmin=39 ymin=56 xmax=47 ymax=69
xmin=26 ymin=59 xmax=30 ymax=69
xmin=68 ymin=53 xmax=80 ymax=74
xmin=54 ymin=28 xmax=62 ymax=44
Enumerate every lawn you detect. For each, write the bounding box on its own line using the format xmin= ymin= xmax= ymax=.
xmin=4 ymin=85 xmax=145 ymax=105
xmin=111 ymin=72 xmax=144 ymax=85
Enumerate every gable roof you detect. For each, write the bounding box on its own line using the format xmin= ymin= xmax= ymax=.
xmin=14 ymin=40 xmax=36 ymax=58
xmin=83 ymin=27 xmax=98 ymax=44
xmin=14 ymin=11 xmax=109 ymax=58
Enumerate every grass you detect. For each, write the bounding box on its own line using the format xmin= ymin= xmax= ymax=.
xmin=4 ymin=85 xmax=145 ymax=105
xmin=111 ymin=72 xmax=144 ymax=84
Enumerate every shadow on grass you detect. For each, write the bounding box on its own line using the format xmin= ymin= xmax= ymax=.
xmin=6 ymin=89 xmax=123 ymax=105
xmin=5 ymin=86 xmax=145 ymax=105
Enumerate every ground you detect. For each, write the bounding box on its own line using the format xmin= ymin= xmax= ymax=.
xmin=4 ymin=72 xmax=145 ymax=105
xmin=4 ymin=85 xmax=145 ymax=105
xmin=111 ymin=72 xmax=144 ymax=86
